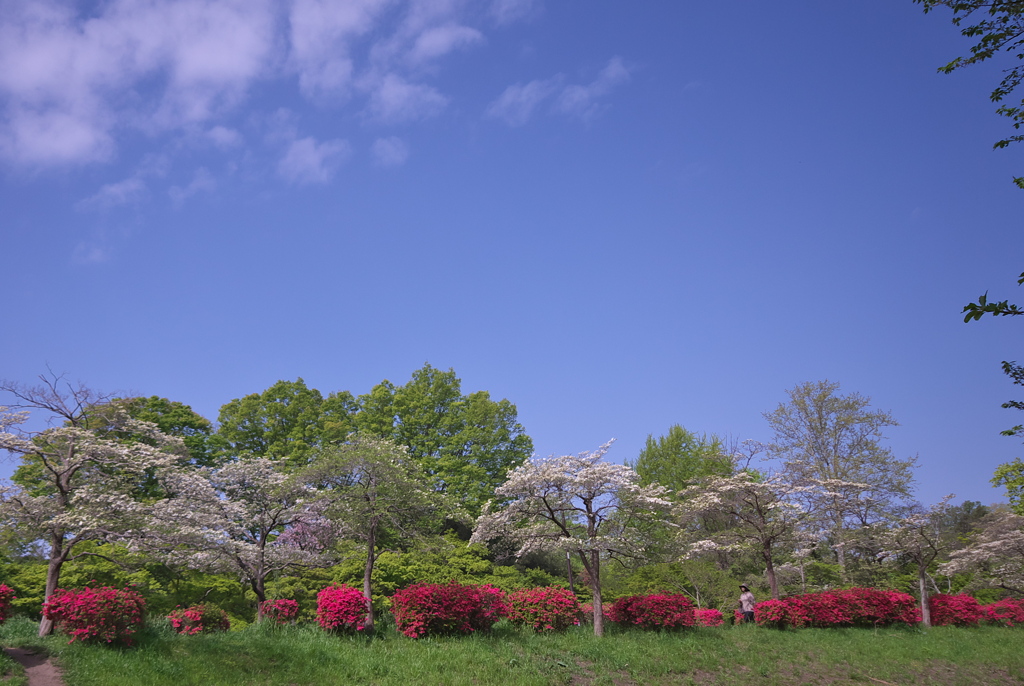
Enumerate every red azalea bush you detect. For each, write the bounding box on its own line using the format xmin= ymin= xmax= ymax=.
xmin=839 ymin=588 xmax=920 ymax=626
xmin=606 ymin=594 xmax=695 ymax=630
xmin=694 ymin=608 xmax=724 ymax=627
xmin=167 ymin=605 xmax=230 ymax=635
xmin=317 ymin=585 xmax=369 ymax=633
xmin=391 ymin=582 xmax=507 ymax=638
xmin=506 ymin=587 xmax=580 ymax=632
xmin=981 ymin=598 xmax=1024 ymax=627
xmin=0 ymin=584 xmax=15 ymax=624
xmin=259 ymin=599 xmax=299 ymax=625
xmin=929 ymin=593 xmax=983 ymax=626
xmin=43 ymin=586 xmax=146 ymax=645
xmin=754 ymin=597 xmax=809 ymax=629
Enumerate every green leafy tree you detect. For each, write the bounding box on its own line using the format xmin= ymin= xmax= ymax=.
xmin=301 ymin=434 xmax=444 ymax=632
xmin=961 ymin=271 xmax=1024 ymax=513
xmin=354 ymin=364 xmax=533 ymax=515
xmin=216 ymin=378 xmax=357 ymax=469
xmin=628 ymin=424 xmax=733 ymax=493
xmin=916 ymin=1 xmax=1024 ymax=188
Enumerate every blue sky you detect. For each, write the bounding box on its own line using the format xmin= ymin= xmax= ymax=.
xmin=1 ymin=0 xmax=1022 ymax=507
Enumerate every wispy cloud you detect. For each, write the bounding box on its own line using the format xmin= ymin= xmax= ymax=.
xmin=488 ymin=57 xmax=631 ymax=127
xmin=169 ymin=167 xmax=217 ymax=205
xmin=490 ymin=0 xmax=539 ymax=25
xmin=365 ymin=74 xmax=447 ymax=123
xmin=372 ymin=136 xmax=409 ymax=167
xmin=76 ymin=177 xmax=148 ymax=211
xmin=278 ymin=136 xmax=351 ymax=184
xmin=487 ymin=77 xmax=560 ymax=126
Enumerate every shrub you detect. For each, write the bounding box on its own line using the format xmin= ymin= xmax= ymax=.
xmin=607 ymin=594 xmax=695 ymax=630
xmin=259 ymin=599 xmax=299 ymax=625
xmin=316 ymin=585 xmax=369 ymax=633
xmin=390 ymin=582 xmax=507 ymax=638
xmin=981 ymin=598 xmax=1024 ymax=627
xmin=167 ymin=605 xmax=230 ymax=635
xmin=0 ymin=585 xmax=15 ymax=624
xmin=694 ymin=608 xmax=724 ymax=627
xmin=929 ymin=593 xmax=983 ymax=626
xmin=754 ymin=597 xmax=809 ymax=629
xmin=42 ymin=586 xmax=146 ymax=645
xmin=839 ymin=587 xmax=920 ymax=626
xmin=506 ymin=587 xmax=579 ymax=632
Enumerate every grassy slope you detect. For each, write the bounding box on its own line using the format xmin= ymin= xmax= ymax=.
xmin=1 ymin=617 xmax=1023 ymax=686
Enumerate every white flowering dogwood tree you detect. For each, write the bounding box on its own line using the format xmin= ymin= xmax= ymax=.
xmin=880 ymin=495 xmax=956 ymax=627
xmin=470 ymin=441 xmax=673 ymax=636
xmin=301 ymin=434 xmax=444 ymax=632
xmin=675 ymin=470 xmax=810 ymax=600
xmin=939 ymin=506 xmax=1024 ymax=596
xmin=137 ymin=457 xmax=333 ymax=616
xmin=0 ymin=377 xmax=187 ymax=636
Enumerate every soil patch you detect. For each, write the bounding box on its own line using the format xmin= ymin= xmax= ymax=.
xmin=3 ymin=648 xmax=64 ymax=686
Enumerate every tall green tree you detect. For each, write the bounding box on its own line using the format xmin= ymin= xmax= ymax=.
xmin=628 ymin=424 xmax=733 ymax=493
xmin=301 ymin=434 xmax=443 ymax=632
xmin=916 ymin=0 xmax=1024 ymax=188
xmin=764 ymin=381 xmax=917 ymax=578
xmin=354 ymin=364 xmax=533 ymax=515
xmin=216 ymin=378 xmax=357 ymax=469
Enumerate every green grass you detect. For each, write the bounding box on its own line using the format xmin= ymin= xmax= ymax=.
xmin=2 ymin=617 xmax=1024 ymax=685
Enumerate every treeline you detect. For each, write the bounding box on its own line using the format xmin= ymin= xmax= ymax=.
xmin=0 ymin=371 xmax=1020 ymax=638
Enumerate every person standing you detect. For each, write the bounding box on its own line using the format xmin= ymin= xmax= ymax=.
xmin=738 ymin=585 xmax=756 ymax=623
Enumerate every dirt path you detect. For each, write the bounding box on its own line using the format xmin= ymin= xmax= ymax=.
xmin=3 ymin=648 xmax=65 ymax=686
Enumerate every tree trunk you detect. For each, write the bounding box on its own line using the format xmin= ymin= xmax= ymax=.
xmin=39 ymin=553 xmax=64 ymax=637
xmin=252 ymin=577 xmax=267 ymax=620
xmin=580 ymin=550 xmax=603 ymax=637
xmin=918 ymin=567 xmax=931 ymax=628
xmin=764 ymin=548 xmax=780 ymax=600
xmin=363 ymin=522 xmax=377 ymax=632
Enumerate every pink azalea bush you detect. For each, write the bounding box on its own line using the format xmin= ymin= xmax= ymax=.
xmin=0 ymin=584 xmax=15 ymax=624
xmin=694 ymin=608 xmax=724 ymax=627
xmin=167 ymin=605 xmax=230 ymax=635
xmin=753 ymin=589 xmax=919 ymax=629
xmin=259 ymin=599 xmax=299 ymax=625
xmin=390 ymin=582 xmax=507 ymax=638
xmin=43 ymin=586 xmax=146 ymax=645
xmin=929 ymin=593 xmax=983 ymax=626
xmin=316 ymin=585 xmax=370 ymax=633
xmin=980 ymin=598 xmax=1024 ymax=627
xmin=506 ymin=587 xmax=580 ymax=632
xmin=606 ymin=594 xmax=696 ymax=630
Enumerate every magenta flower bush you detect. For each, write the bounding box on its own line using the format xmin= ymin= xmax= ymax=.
xmin=695 ymin=608 xmax=725 ymax=627
xmin=259 ymin=599 xmax=299 ymax=625
xmin=606 ymin=594 xmax=696 ymax=630
xmin=506 ymin=587 xmax=579 ymax=632
xmin=167 ymin=605 xmax=230 ymax=635
xmin=981 ymin=598 xmax=1024 ymax=626
xmin=43 ymin=586 xmax=146 ymax=645
xmin=317 ymin=585 xmax=370 ymax=633
xmin=390 ymin=582 xmax=507 ymax=638
xmin=929 ymin=594 xmax=983 ymax=626
xmin=753 ymin=589 xmax=919 ymax=629
xmin=0 ymin=584 xmax=15 ymax=624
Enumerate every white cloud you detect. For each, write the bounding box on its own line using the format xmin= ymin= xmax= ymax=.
xmin=169 ymin=167 xmax=217 ymax=205
xmin=490 ymin=0 xmax=538 ymax=25
xmin=366 ymin=74 xmax=447 ymax=123
xmin=289 ymin=0 xmax=391 ymax=98
xmin=278 ymin=136 xmax=350 ymax=184
xmin=72 ymin=242 xmax=110 ymax=264
xmin=410 ymin=24 xmax=483 ymax=63
xmin=555 ymin=56 xmax=630 ymax=120
xmin=207 ymin=126 xmax=243 ymax=149
xmin=76 ymin=177 xmax=148 ymax=211
xmin=486 ymin=77 xmax=559 ymax=126
xmin=490 ymin=57 xmax=631 ymax=127
xmin=372 ymin=136 xmax=409 ymax=167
